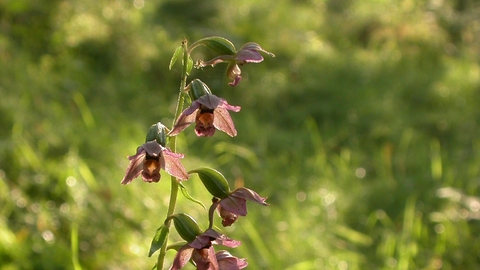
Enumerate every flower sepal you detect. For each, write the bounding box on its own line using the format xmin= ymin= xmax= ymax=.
xmin=189 ymin=167 xmax=231 ymax=198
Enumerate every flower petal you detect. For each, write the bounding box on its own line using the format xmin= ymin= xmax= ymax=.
xmin=192 ymin=246 xmax=219 ymax=270
xmin=219 ymin=196 xmax=247 ymax=216
xmin=169 ymin=103 xmax=201 ymax=136
xmin=162 ymin=149 xmax=189 ymax=180
xmin=142 ymin=141 xmax=163 ymax=156
xmin=170 ymin=245 xmax=194 ymax=270
xmin=231 ymin=187 xmax=268 ymax=206
xmin=235 ymin=49 xmax=264 ymax=63
xmin=228 ymin=75 xmax=242 ymax=87
xmin=213 ymin=232 xmax=241 ymax=248
xmin=213 ymin=108 xmax=238 ymax=137
xmin=235 ymin=42 xmax=274 ymax=64
xmin=120 ymin=148 xmax=146 ymax=184
xmin=196 ymin=94 xmax=222 ymax=110
xmin=218 ymin=99 xmax=241 ymax=112
xmin=216 ymin=250 xmax=248 ymax=270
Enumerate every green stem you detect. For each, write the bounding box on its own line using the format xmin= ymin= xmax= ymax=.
xmin=156 ymin=39 xmax=190 ymax=270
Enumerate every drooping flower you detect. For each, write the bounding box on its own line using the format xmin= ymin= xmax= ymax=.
xmin=121 ymin=141 xmax=189 ymax=184
xmin=197 ymin=42 xmax=275 ymax=87
xmin=170 ymin=229 xmax=241 ymax=270
xmin=169 ymin=94 xmax=240 ymax=137
xmin=216 ymin=250 xmax=248 ymax=270
xmin=216 ymin=187 xmax=268 ymax=226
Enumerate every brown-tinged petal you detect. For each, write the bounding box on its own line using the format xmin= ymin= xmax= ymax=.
xmin=120 ymin=148 xmax=146 ymax=185
xmin=212 ymin=108 xmax=238 ymax=137
xmin=237 ymin=42 xmax=275 ymax=61
xmin=192 ymin=246 xmax=219 ymax=270
xmin=169 ymin=102 xmax=201 ymax=136
xmin=219 ymin=196 xmax=247 ymax=216
xmin=195 ymin=110 xmax=216 ymax=137
xmin=162 ymin=149 xmax=189 ymax=180
xmin=217 ymin=99 xmax=241 ymax=112
xmin=217 ymin=204 xmax=238 ymax=227
xmin=196 ymin=94 xmax=222 ymax=110
xmin=235 ymin=49 xmax=264 ymax=63
xmin=142 ymin=140 xmax=163 ymax=156
xmin=141 ymin=158 xmax=161 ymax=182
xmin=208 ymin=230 xmax=241 ymax=248
xmin=216 ymin=250 xmax=248 ymax=270
xmin=231 ymin=187 xmax=268 ymax=206
xmin=170 ymin=245 xmax=194 ymax=270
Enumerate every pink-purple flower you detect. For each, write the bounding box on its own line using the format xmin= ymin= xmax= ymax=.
xmin=121 ymin=141 xmax=189 ymax=184
xmin=170 ymin=229 xmax=243 ymax=270
xmin=169 ymin=94 xmax=241 ymax=137
xmin=216 ymin=187 xmax=268 ymax=226
xmin=197 ymin=42 xmax=275 ymax=87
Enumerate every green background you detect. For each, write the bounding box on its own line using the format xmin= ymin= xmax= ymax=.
xmin=1 ymin=0 xmax=480 ymax=269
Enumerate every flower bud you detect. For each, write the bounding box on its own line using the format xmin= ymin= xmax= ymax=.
xmin=189 ymin=79 xmax=212 ymax=101
xmin=145 ymin=122 xmax=167 ymax=146
xmin=171 ymin=213 xmax=203 ymax=243
xmin=189 ymin=167 xmax=231 ymax=198
xmin=190 ymin=36 xmax=236 ymax=56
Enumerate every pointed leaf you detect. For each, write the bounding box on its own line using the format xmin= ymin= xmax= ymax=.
xmin=189 ymin=167 xmax=231 ymax=198
xmin=169 ymin=45 xmax=183 ymax=70
xmin=179 ymin=182 xmax=207 ymax=210
xmin=148 ymin=225 xmax=170 ymax=257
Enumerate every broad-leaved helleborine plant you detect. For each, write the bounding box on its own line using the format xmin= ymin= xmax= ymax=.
xmin=120 ymin=37 xmax=273 ymax=269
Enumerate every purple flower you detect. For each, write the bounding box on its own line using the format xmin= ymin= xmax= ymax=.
xmin=169 ymin=94 xmax=241 ymax=137
xmin=217 ymin=187 xmax=268 ymax=226
xmin=170 ymin=229 xmax=241 ymax=270
xmin=216 ymin=250 xmax=248 ymax=270
xmin=121 ymin=141 xmax=189 ymax=184
xmin=197 ymin=42 xmax=274 ymax=87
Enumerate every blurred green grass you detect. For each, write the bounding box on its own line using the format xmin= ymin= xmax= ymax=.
xmin=1 ymin=0 xmax=480 ymax=269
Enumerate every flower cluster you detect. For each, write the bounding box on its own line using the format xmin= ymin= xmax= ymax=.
xmin=120 ymin=37 xmax=273 ymax=269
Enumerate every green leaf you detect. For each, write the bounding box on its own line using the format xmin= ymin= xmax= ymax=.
xmin=148 ymin=225 xmax=169 ymax=257
xmin=193 ymin=36 xmax=236 ymax=55
xmin=179 ymin=182 xmax=207 ymax=210
xmin=189 ymin=167 xmax=231 ymax=198
xmin=169 ymin=45 xmax=182 ymax=70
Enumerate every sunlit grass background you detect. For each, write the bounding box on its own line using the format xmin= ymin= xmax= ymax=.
xmin=1 ymin=0 xmax=480 ymax=269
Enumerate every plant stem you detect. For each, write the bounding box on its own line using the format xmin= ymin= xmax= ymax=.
xmin=156 ymin=39 xmax=190 ymax=270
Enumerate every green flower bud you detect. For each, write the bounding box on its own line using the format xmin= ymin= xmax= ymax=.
xmin=171 ymin=213 xmax=202 ymax=243
xmin=190 ymin=36 xmax=236 ymax=56
xmin=145 ymin=122 xmax=167 ymax=146
xmin=189 ymin=167 xmax=231 ymax=198
xmin=189 ymin=79 xmax=212 ymax=101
